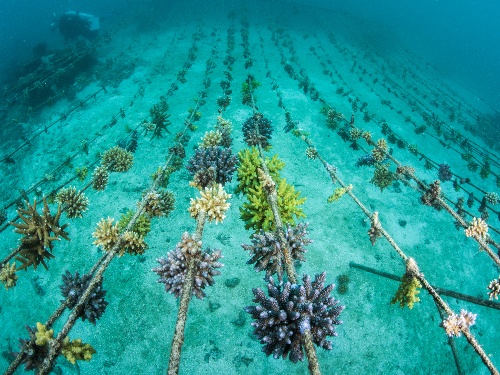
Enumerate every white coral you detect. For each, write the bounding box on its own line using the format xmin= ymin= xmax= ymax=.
xmin=487 ymin=276 xmax=500 ymax=300
xmin=188 ymin=184 xmax=231 ymax=224
xmin=464 ymin=217 xmax=488 ymax=240
xmin=442 ymin=309 xmax=477 ymax=337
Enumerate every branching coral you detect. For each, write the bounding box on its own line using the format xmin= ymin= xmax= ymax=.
xmin=215 ymin=116 xmax=233 ymax=148
xmin=152 ymin=233 xmax=223 ymax=299
xmin=17 ymin=325 xmax=49 ymax=371
xmin=147 ymin=98 xmax=171 ymax=139
xmin=242 ymin=113 xmax=273 ymax=149
xmin=142 ymin=189 xmax=175 ymax=218
xmin=438 ymin=163 xmax=453 ymax=181
xmin=34 ymin=322 xmax=53 ymax=346
xmin=188 ymin=184 xmax=231 ymax=224
xmin=487 ymin=276 xmax=500 ymax=300
xmin=485 ymin=192 xmax=499 ymax=205
xmin=368 ymin=211 xmax=383 ymax=246
xmin=245 ymin=273 xmax=344 ymax=363
xmin=442 ymin=309 xmax=477 ymax=337
xmin=61 ymin=337 xmax=96 ymax=364
xmin=327 ymin=185 xmax=352 ymax=203
xmin=0 ymin=262 xmax=18 ymax=290
xmin=391 ymin=273 xmax=421 ymax=309
xmin=101 ymin=146 xmax=134 ymax=172
xmin=465 ymin=217 xmax=488 ymax=240
xmin=186 ymin=146 xmax=237 ymax=189
xmin=117 ymin=209 xmax=151 ymax=237
xmin=56 ymin=186 xmax=89 ymax=219
xmin=370 ymin=163 xmax=394 ymax=192
xmin=120 ymin=231 xmax=147 ymax=256
xmin=92 ymin=217 xmax=119 ymax=251
xmin=240 ymin=179 xmax=306 ymax=232
xmin=305 ymin=147 xmax=318 ymax=159
xmin=199 ymin=130 xmax=223 ymax=147
xmin=371 ymin=139 xmax=388 ymax=162
xmin=420 ymin=180 xmax=442 ymax=210
xmin=11 ymin=198 xmax=70 ymax=270
xmin=92 ymin=165 xmax=109 ymax=191
xmin=60 ymin=270 xmax=108 ymax=323
xmin=236 ymin=147 xmax=284 ymax=195
xmin=242 ymin=223 xmax=312 ymax=281
xmin=390 ymin=258 xmax=422 ymax=309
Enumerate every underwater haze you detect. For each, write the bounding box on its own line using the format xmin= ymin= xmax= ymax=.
xmin=1 ymin=1 xmax=499 ymax=375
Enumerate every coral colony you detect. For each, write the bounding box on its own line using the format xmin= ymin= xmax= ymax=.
xmin=1 ymin=11 xmax=500 ymax=375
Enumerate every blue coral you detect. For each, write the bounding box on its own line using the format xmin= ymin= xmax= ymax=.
xmin=245 ymin=272 xmax=344 ymax=363
xmin=242 ymin=113 xmax=273 ymax=148
xmin=186 ymin=146 xmax=237 ymax=188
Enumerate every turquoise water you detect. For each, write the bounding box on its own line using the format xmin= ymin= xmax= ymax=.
xmin=1 ymin=1 xmax=499 ymax=374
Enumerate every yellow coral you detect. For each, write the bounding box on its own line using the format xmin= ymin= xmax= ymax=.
xmin=120 ymin=231 xmax=147 ymax=256
xmin=199 ymin=130 xmax=223 ymax=147
xmin=92 ymin=217 xmax=119 ymax=251
xmin=0 ymin=262 xmax=18 ymax=290
xmin=61 ymin=337 xmax=96 ymax=364
xmin=35 ymin=322 xmax=53 ymax=346
xmin=188 ymin=184 xmax=231 ymax=224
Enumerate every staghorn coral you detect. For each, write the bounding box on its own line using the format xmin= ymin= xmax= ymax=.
xmin=148 ymin=98 xmax=171 ymax=139
xmin=186 ymin=146 xmax=237 ymax=189
xmin=56 ymin=186 xmax=89 ymax=219
xmin=60 ymin=270 xmax=108 ymax=324
xmin=188 ymin=184 xmax=231 ymax=224
xmin=368 ymin=211 xmax=383 ymax=245
xmin=61 ymin=337 xmax=96 ymax=364
xmin=120 ymin=231 xmax=147 ymax=256
xmin=153 ymin=233 xmax=223 ymax=299
xmin=141 ymin=189 xmax=175 ymax=218
xmin=487 ymin=276 xmax=500 ymax=300
xmin=92 ymin=166 xmax=109 ymax=191
xmin=0 ymin=262 xmax=18 ymax=290
xmin=240 ymin=179 xmax=306 ymax=232
xmin=349 ymin=127 xmax=362 ymax=141
xmin=92 ymin=217 xmax=119 ymax=251
xmin=321 ymin=106 xmax=344 ymax=129
xmin=101 ymin=146 xmax=134 ymax=172
xmin=117 ymin=209 xmax=151 ymax=237
xmin=464 ymin=217 xmax=488 ymax=240
xmin=236 ymin=147 xmax=284 ymax=195
xmin=242 ymin=223 xmax=311 ymax=281
xmin=242 ymin=113 xmax=273 ymax=149
xmin=11 ymin=198 xmax=69 ymax=270
xmin=245 ymin=273 xmax=344 ymax=363
xmin=442 ymin=309 xmax=477 ymax=337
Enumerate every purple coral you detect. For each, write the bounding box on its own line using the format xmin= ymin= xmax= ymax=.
xmin=59 ymin=270 xmax=108 ymax=324
xmin=438 ymin=163 xmax=453 ymax=181
xmin=245 ymin=273 xmax=344 ymax=363
xmin=186 ymin=146 xmax=237 ymax=188
xmin=153 ymin=247 xmax=223 ymax=299
xmin=242 ymin=113 xmax=273 ymax=148
xmin=242 ymin=223 xmax=312 ymax=281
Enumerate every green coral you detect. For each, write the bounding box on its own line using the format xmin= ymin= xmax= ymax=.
xmin=391 ymin=273 xmax=421 ymax=309
xmin=35 ymin=322 xmax=53 ymax=346
xmin=236 ymin=147 xmax=285 ymax=195
xmin=61 ymin=337 xmax=96 ymax=364
xmin=75 ymin=166 xmax=88 ymax=181
xmin=117 ymin=210 xmax=151 ymax=237
xmin=240 ymin=179 xmax=306 ymax=231
xmin=327 ymin=185 xmax=352 ymax=203
xmin=370 ymin=163 xmax=394 ymax=191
